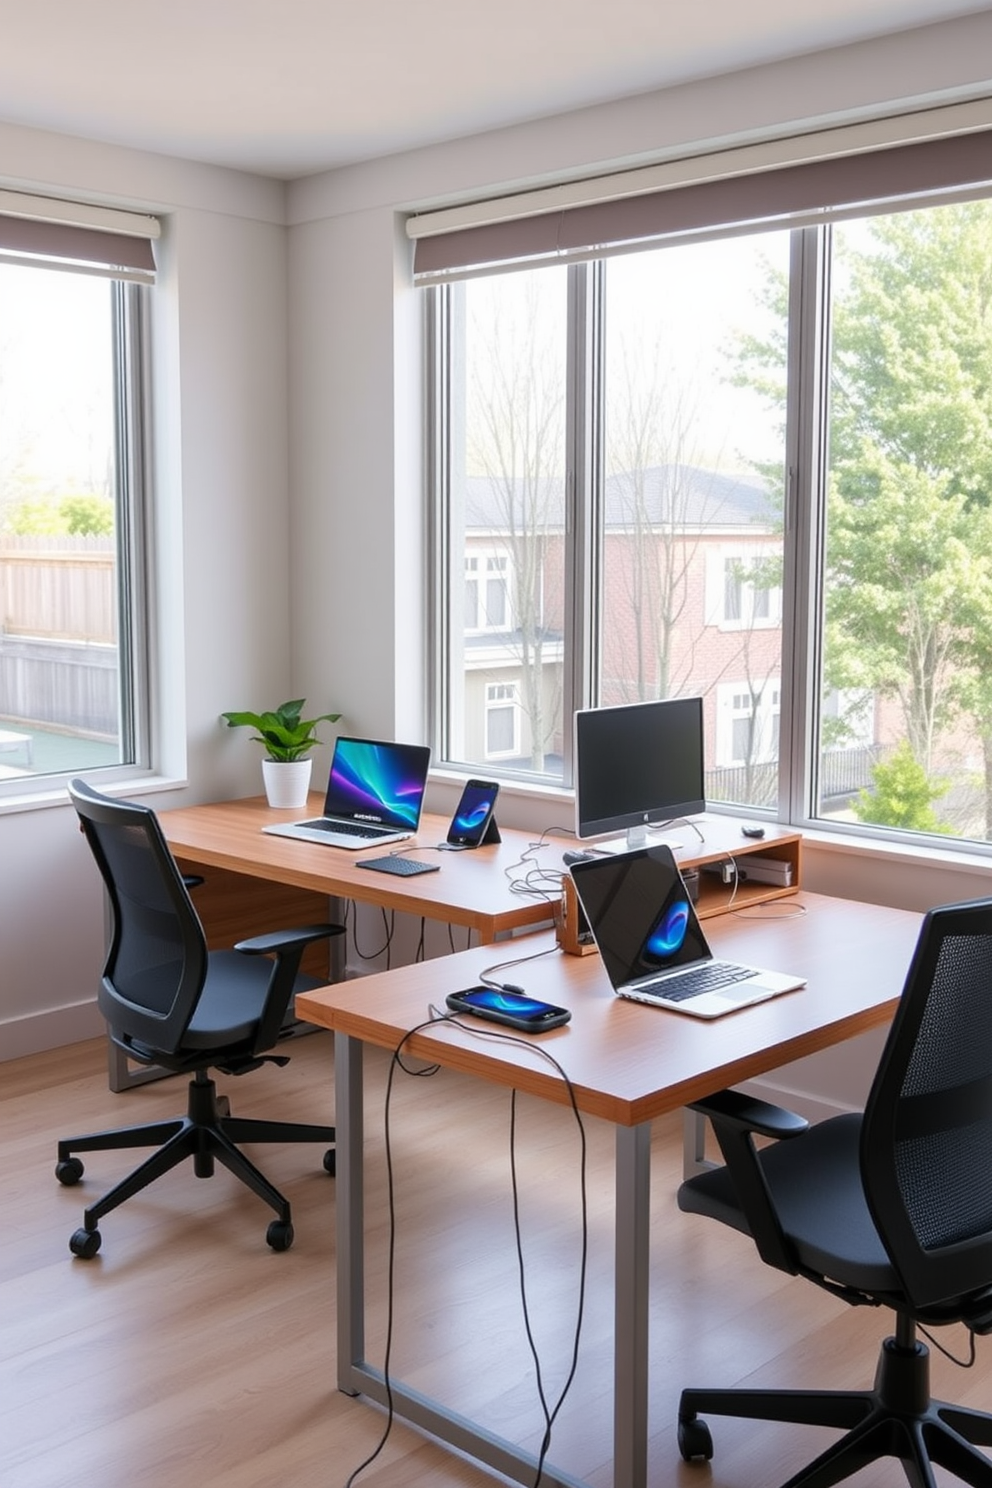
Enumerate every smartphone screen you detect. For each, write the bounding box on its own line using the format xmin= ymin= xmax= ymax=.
xmin=445 ymin=985 xmax=571 ymax=1029
xmin=457 ymin=987 xmax=560 ymax=1019
xmin=446 ymin=780 xmax=499 ymax=847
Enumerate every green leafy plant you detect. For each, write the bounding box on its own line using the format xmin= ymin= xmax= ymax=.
xmin=221 ymin=699 xmax=341 ymax=762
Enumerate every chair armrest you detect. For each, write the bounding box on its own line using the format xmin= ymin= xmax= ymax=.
xmin=234 ymin=923 xmax=345 ymax=956
xmin=683 ymin=1089 xmax=809 ymax=1276
xmin=688 ymin=1088 xmax=809 ymax=1140
xmin=235 ymin=923 xmax=346 ymax=1053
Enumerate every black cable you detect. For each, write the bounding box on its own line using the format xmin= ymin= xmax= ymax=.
xmin=347 ymin=900 xmax=395 ymax=966
xmin=476 ymin=940 xmax=563 ymax=992
xmin=342 ymin=1010 xmax=589 ymax=1488
xmin=921 ymin=1322 xmax=978 ymax=1369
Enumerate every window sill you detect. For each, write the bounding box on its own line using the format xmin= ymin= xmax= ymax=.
xmin=0 ymin=770 xmax=189 ymax=816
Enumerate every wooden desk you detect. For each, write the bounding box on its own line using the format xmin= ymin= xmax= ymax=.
xmin=160 ymin=792 xmax=558 ymax=942
xmin=296 ymin=892 xmax=920 ymax=1488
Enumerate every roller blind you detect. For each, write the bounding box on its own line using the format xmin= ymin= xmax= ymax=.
xmin=410 ymin=106 xmax=992 ymax=282
xmin=0 ymin=190 xmax=160 ymax=282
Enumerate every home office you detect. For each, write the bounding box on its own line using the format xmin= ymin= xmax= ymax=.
xmin=7 ymin=6 xmax=992 ymax=1487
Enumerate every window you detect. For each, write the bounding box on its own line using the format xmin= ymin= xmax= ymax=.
xmin=485 ymin=682 xmax=521 ymax=758
xmin=429 ymin=159 xmax=992 ymax=852
xmin=465 ymin=551 xmax=511 ymax=633
xmin=437 ymin=270 xmax=566 ymax=776
xmin=0 ymin=203 xmax=153 ymax=793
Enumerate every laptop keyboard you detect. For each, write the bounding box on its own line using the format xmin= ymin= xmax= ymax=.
xmin=302 ymin=818 xmax=391 ymax=839
xmin=646 ymin=961 xmax=754 ymax=1003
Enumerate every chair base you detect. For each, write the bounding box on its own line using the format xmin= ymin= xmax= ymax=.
xmin=56 ymin=1068 xmax=335 ymax=1255
xmin=679 ymin=1329 xmax=992 ymax=1488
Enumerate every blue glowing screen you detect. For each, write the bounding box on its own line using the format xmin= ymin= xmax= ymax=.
xmin=323 ymin=738 xmax=431 ymax=829
xmin=645 ymin=900 xmax=690 ymax=958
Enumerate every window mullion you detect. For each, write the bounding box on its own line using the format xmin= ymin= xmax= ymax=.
xmin=779 ymin=225 xmax=831 ymax=824
xmin=562 ymin=260 xmax=603 ymax=785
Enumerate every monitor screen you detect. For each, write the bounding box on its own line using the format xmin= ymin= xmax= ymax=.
xmin=574 ymin=697 xmax=705 ymax=844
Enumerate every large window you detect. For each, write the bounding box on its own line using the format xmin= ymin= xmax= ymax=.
xmin=430 ymin=174 xmax=992 ymax=850
xmin=0 ymin=257 xmax=149 ymax=791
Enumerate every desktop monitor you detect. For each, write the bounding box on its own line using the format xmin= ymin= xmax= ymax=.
xmin=574 ymin=696 xmax=705 ymax=847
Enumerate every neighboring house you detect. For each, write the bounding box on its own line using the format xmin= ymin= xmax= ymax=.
xmin=454 ymin=463 xmax=793 ymax=784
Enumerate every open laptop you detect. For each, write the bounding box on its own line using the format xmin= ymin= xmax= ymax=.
xmin=568 ymin=844 xmax=805 ymax=1018
xmin=262 ymin=737 xmax=431 ymax=850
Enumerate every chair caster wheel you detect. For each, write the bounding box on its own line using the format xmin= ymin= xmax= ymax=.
xmin=678 ymin=1415 xmax=713 ymax=1461
xmin=322 ymin=1148 xmax=336 ymax=1176
xmin=70 ymin=1227 xmax=102 ymax=1259
xmin=56 ymin=1157 xmax=84 ymax=1186
xmin=266 ymin=1219 xmax=294 ymax=1252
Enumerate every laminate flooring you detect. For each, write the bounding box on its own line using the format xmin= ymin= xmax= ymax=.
xmin=3 ymin=1032 xmax=989 ymax=1487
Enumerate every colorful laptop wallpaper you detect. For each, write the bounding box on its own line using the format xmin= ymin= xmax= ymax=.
xmin=324 ymin=738 xmax=430 ymax=829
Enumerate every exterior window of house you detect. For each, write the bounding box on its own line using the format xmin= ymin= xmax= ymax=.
xmin=0 ymin=241 xmax=151 ymax=793
xmin=429 ymin=181 xmax=992 ymax=853
xmin=465 ymin=552 xmax=511 ymax=633
xmin=485 ymin=681 xmax=520 ymax=758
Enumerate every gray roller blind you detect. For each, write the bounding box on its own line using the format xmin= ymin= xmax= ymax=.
xmin=412 ymin=126 xmax=992 ymax=281
xmin=0 ymin=192 xmax=159 ymax=282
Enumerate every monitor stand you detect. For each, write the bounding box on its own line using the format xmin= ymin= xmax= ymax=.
xmin=595 ymin=822 xmax=690 ymax=855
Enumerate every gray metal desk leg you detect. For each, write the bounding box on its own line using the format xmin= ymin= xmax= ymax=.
xmin=335 ymin=1031 xmax=365 ymax=1394
xmin=332 ymin=1029 xmax=592 ymax=1488
xmin=614 ymin=1122 xmax=651 ymax=1488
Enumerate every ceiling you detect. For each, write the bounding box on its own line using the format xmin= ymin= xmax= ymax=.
xmin=0 ymin=0 xmax=988 ymax=179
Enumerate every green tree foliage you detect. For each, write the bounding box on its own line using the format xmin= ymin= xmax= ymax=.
xmin=828 ymin=205 xmax=992 ymax=831
xmin=732 ymin=202 xmax=992 ymax=837
xmin=852 ymin=740 xmax=952 ymax=834
xmin=6 ymin=493 xmax=113 ymax=536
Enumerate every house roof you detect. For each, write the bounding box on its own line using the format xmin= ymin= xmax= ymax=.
xmin=464 ymin=464 xmax=777 ymax=534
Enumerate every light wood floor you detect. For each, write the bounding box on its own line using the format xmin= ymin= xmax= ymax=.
xmin=3 ymin=1031 xmax=991 ymax=1487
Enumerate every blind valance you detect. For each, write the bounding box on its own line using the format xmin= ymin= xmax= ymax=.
xmin=0 ymin=190 xmax=159 ymax=282
xmin=410 ymin=107 xmax=992 ymax=281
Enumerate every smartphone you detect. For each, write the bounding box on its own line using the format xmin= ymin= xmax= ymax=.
xmin=445 ymin=779 xmax=500 ymax=848
xmin=445 ymin=985 xmax=571 ymax=1031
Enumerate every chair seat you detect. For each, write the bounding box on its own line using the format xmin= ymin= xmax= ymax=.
xmin=679 ymin=1113 xmax=899 ymax=1293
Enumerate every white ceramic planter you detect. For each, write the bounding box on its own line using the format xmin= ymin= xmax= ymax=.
xmin=261 ymin=756 xmax=313 ymax=810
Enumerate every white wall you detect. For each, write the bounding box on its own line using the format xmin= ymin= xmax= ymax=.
xmin=0 ymin=130 xmax=293 ymax=1058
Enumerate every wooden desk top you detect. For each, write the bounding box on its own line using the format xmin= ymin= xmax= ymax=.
xmin=160 ymin=793 xmax=559 ymax=939
xmin=295 ymin=893 xmax=919 ymax=1128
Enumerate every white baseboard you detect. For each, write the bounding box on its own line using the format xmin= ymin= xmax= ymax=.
xmin=1 ymin=999 xmax=104 ymax=1062
xmin=735 ymin=1076 xmax=858 ymax=1124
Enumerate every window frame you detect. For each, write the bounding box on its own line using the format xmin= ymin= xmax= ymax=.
xmin=0 ymin=273 xmax=152 ymax=801
xmin=428 ymin=181 xmax=992 ymax=860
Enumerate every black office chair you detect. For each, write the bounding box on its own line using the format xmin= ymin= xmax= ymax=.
xmin=57 ymin=778 xmax=345 ymax=1259
xmin=676 ymin=897 xmax=992 ymax=1487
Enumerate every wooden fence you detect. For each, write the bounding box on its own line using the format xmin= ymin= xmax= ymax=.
xmin=0 ymin=535 xmax=118 ymax=735
xmin=0 ymin=534 xmax=116 ymax=642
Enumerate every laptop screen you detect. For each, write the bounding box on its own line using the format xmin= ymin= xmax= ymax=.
xmin=322 ymin=738 xmax=431 ymax=830
xmin=569 ymin=845 xmax=712 ymax=988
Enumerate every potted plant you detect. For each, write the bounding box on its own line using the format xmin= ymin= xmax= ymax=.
xmin=221 ymin=698 xmax=341 ymax=809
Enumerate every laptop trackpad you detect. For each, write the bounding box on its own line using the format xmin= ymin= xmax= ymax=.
xmin=721 ymin=983 xmax=771 ymax=1004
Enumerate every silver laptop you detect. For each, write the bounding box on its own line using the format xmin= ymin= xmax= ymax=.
xmin=568 ymin=844 xmax=805 ymax=1018
xmin=263 ymin=737 xmax=431 ymax=850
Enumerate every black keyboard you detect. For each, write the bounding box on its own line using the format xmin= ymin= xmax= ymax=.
xmin=357 ymin=855 xmax=439 ymax=877
xmin=646 ymin=962 xmax=753 ymax=1003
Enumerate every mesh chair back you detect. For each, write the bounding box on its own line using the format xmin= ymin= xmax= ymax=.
xmin=69 ymin=778 xmax=208 ymax=1055
xmin=862 ymin=897 xmax=992 ymax=1309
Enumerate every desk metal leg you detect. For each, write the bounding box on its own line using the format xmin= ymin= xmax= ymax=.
xmin=332 ymin=1031 xmax=598 ymax=1488
xmin=335 ymin=1030 xmax=365 ymax=1392
xmin=615 ymin=1122 xmax=651 ymax=1488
